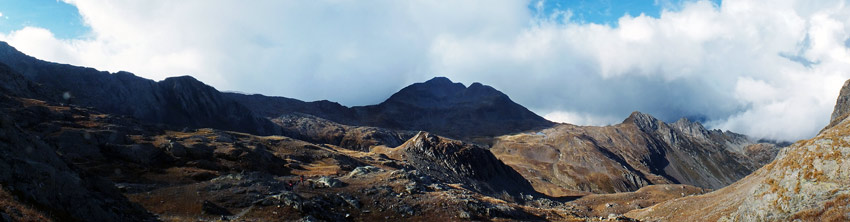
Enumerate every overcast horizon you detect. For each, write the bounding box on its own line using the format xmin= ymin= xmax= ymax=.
xmin=1 ymin=0 xmax=849 ymax=141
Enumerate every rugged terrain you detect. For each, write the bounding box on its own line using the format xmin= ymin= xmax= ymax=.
xmin=0 ymin=40 xmax=805 ymax=221
xmin=624 ymin=79 xmax=850 ymax=221
xmin=491 ymin=111 xmax=779 ymax=195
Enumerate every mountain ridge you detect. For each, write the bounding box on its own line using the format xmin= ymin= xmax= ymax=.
xmin=491 ymin=111 xmax=780 ymax=195
xmin=226 ymin=76 xmax=555 ymax=141
xmin=0 ymin=41 xmax=280 ymax=136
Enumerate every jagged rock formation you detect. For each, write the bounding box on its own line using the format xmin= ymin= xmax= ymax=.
xmin=491 ymin=111 xmax=779 ymax=195
xmin=227 ymin=77 xmax=554 ymax=140
xmin=0 ymin=41 xmax=279 ymax=135
xmin=625 ymin=79 xmax=850 ymax=221
xmin=389 ymin=132 xmax=536 ymax=196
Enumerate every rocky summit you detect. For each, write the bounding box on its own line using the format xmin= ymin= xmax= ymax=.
xmin=0 ymin=39 xmax=818 ymax=221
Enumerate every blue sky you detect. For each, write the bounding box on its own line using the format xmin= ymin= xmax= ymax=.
xmin=531 ymin=0 xmax=721 ymax=25
xmin=0 ymin=0 xmax=89 ymax=39
xmin=0 ymin=0 xmax=848 ymax=141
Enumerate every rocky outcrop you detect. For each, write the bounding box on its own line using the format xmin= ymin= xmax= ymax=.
xmin=392 ymin=132 xmax=535 ymax=196
xmin=228 ymin=77 xmax=554 ymax=140
xmin=491 ymin=111 xmax=780 ymax=195
xmin=0 ymin=41 xmax=278 ymax=135
xmin=0 ymin=97 xmax=155 ymax=221
xmin=625 ymin=79 xmax=850 ymax=221
xmin=271 ymin=113 xmax=414 ymax=151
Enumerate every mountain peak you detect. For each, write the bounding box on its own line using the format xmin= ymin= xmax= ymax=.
xmin=385 ymin=77 xmax=500 ymax=108
xmin=423 ymin=76 xmax=455 ymax=85
xmin=623 ymin=111 xmax=665 ymax=133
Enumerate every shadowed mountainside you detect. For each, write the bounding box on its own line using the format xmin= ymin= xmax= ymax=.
xmin=0 ymin=71 xmax=156 ymax=221
xmin=0 ymin=41 xmax=279 ymax=136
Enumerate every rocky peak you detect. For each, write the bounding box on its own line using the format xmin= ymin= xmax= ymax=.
xmin=396 ymin=131 xmax=534 ymax=195
xmin=670 ymin=117 xmax=710 ymax=139
xmin=384 ymin=77 xmax=506 ymax=109
xmin=623 ymin=111 xmax=663 ymax=132
xmin=829 ymin=79 xmax=850 ymax=126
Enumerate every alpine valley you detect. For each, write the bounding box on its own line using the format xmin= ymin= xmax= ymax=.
xmin=2 ymin=40 xmax=847 ymax=222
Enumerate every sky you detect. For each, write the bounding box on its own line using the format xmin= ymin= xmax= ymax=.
xmin=0 ymin=0 xmax=849 ymax=141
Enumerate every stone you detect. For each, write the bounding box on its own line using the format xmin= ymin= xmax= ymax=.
xmin=201 ymin=200 xmax=232 ymax=216
xmin=167 ymin=141 xmax=187 ymax=157
xmin=298 ymin=215 xmax=319 ymax=222
xmin=347 ymin=166 xmax=383 ymax=177
xmin=458 ymin=210 xmax=472 ymax=219
xmin=337 ymin=193 xmax=361 ymax=209
xmin=316 ymin=176 xmax=343 ymax=188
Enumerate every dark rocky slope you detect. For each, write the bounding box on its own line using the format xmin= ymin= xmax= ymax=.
xmin=491 ymin=111 xmax=780 ymax=195
xmin=226 ymin=77 xmax=554 ymax=140
xmin=0 ymin=96 xmax=155 ymax=222
xmin=0 ymin=41 xmax=278 ymax=136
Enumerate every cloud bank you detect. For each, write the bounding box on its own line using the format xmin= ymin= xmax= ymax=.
xmin=1 ymin=0 xmax=849 ymax=141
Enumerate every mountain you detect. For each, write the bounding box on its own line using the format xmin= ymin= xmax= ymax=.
xmin=226 ymin=77 xmax=554 ymax=140
xmin=0 ymin=41 xmax=279 ymax=135
xmin=625 ymin=79 xmax=850 ymax=221
xmin=491 ymin=111 xmax=780 ymax=195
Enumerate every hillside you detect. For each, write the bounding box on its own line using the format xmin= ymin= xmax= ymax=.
xmin=491 ymin=111 xmax=779 ymax=195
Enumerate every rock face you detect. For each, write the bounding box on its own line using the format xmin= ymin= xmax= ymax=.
xmin=625 ymin=79 xmax=850 ymax=221
xmin=392 ymin=132 xmax=536 ymax=195
xmin=0 ymin=97 xmax=155 ymax=221
xmin=491 ymin=111 xmax=779 ymax=195
xmin=0 ymin=41 xmax=279 ymax=135
xmin=227 ymin=77 xmax=554 ymax=140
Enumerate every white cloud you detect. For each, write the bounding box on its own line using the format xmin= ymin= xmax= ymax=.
xmin=1 ymin=0 xmax=849 ymax=140
xmin=544 ymin=111 xmax=621 ymax=126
